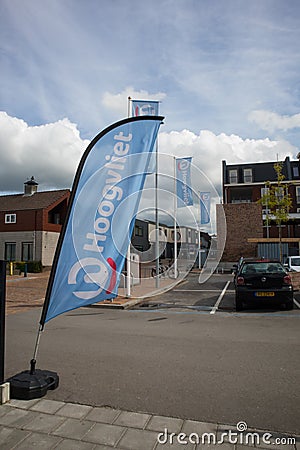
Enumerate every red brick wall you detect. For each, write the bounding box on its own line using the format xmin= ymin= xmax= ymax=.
xmin=217 ymin=203 xmax=263 ymax=261
xmin=0 ymin=209 xmax=43 ymax=232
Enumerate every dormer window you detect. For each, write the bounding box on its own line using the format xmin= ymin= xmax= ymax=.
xmin=5 ymin=213 xmax=16 ymax=224
xmin=229 ymin=169 xmax=238 ymax=184
xmin=243 ymin=168 xmax=253 ymax=183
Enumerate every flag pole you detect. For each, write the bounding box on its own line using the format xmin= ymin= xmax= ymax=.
xmin=126 ymin=97 xmax=132 ymax=297
xmin=173 ymin=157 xmax=178 ymax=277
xmin=0 ymin=261 xmax=6 ymax=386
xmin=155 ymin=138 xmax=160 ymax=288
xmin=198 ymin=194 xmax=201 ymax=270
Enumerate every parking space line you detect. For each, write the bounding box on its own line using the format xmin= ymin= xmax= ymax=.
xmin=210 ymin=280 xmax=231 ymax=315
xmin=293 ymin=298 xmax=300 ymax=309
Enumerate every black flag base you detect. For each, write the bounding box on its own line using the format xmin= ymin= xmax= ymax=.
xmin=7 ymin=359 xmax=59 ymax=400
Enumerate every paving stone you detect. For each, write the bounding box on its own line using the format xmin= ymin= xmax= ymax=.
xmin=114 ymin=410 xmax=151 ymax=429
xmin=52 ymin=418 xmax=94 ymax=440
xmin=52 ymin=437 xmax=95 ymax=449
xmin=22 ymin=412 xmax=66 ymax=433
xmin=196 ymin=444 xmax=234 ymax=450
xmin=30 ymin=398 xmax=65 ymax=414
xmin=182 ymin=419 xmax=217 ymax=436
xmin=56 ymin=402 xmax=93 ymax=419
xmin=85 ymin=406 xmax=121 ymax=424
xmin=92 ymin=445 xmax=123 ymax=450
xmin=7 ymin=398 xmax=41 ymax=410
xmin=117 ymin=427 xmax=158 ymax=450
xmin=0 ymin=425 xmax=30 ymax=450
xmin=0 ymin=408 xmax=39 ymax=428
xmin=82 ymin=422 xmax=125 ymax=446
xmin=0 ymin=404 xmax=12 ymax=418
xmin=14 ymin=431 xmax=62 ymax=449
xmin=146 ymin=414 xmax=183 ymax=433
xmin=156 ymin=438 xmax=196 ymax=450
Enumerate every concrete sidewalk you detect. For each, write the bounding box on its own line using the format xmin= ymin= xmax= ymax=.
xmin=0 ymin=398 xmax=299 ymax=449
xmin=5 ymin=271 xmax=186 ymax=313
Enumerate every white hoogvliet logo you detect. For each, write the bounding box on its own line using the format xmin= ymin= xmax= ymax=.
xmin=69 ymin=131 xmax=132 ymax=299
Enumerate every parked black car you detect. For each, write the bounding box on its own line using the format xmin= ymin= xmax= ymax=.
xmin=234 ymin=259 xmax=294 ymax=311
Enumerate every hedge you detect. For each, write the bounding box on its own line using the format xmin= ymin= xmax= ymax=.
xmin=14 ymin=261 xmax=43 ymax=273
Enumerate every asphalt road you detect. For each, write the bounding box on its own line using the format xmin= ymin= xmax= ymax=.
xmin=5 ymin=273 xmax=300 ymax=435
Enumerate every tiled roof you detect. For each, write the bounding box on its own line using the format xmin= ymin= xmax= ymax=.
xmin=0 ymin=189 xmax=70 ymax=212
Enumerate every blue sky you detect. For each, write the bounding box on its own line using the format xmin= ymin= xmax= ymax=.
xmin=1 ymin=0 xmax=300 ymax=204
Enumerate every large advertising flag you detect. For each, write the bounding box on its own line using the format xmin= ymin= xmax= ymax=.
xmin=40 ymin=116 xmax=163 ymax=325
xmin=200 ymin=192 xmax=211 ymax=224
xmin=176 ymin=157 xmax=193 ymax=207
xmin=131 ymin=99 xmax=159 ymax=117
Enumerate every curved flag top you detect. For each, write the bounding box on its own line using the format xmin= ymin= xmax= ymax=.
xmin=40 ymin=116 xmax=163 ymax=325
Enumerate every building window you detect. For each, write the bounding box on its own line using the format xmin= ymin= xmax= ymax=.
xmin=293 ymin=166 xmax=299 ymax=177
xmin=5 ymin=243 xmax=16 ymax=261
xmin=134 ymin=225 xmax=143 ymax=237
xmin=261 ymin=187 xmax=269 ymax=197
xmin=296 ymin=186 xmax=300 ymax=204
xmin=243 ymin=168 xmax=253 ymax=183
xmin=22 ymin=242 xmax=33 ymax=261
xmin=229 ymin=169 xmax=238 ymax=184
xmin=5 ymin=213 xmax=16 ymax=224
xmin=48 ymin=212 xmax=61 ymax=224
xmin=275 ymin=187 xmax=284 ymax=201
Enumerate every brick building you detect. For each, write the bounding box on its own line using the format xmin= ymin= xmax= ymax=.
xmin=216 ymin=203 xmax=263 ymax=261
xmin=0 ymin=178 xmax=70 ymax=266
xmin=220 ymin=156 xmax=300 ymax=261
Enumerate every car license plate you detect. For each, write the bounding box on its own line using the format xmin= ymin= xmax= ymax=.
xmin=254 ymin=292 xmax=275 ymax=297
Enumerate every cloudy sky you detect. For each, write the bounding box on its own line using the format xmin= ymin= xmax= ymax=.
xmin=1 ymin=0 xmax=300 ymax=213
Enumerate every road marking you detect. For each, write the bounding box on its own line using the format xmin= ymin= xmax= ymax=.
xmin=210 ymin=280 xmax=231 ymax=315
xmin=293 ymin=297 xmax=300 ymax=308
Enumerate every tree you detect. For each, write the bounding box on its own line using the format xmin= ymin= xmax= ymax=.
xmin=258 ymin=162 xmax=292 ymax=261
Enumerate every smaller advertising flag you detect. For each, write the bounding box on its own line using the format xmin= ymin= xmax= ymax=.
xmin=131 ymin=100 xmax=159 ymax=117
xmin=176 ymin=157 xmax=193 ymax=207
xmin=131 ymin=99 xmax=160 ymax=173
xmin=200 ymin=192 xmax=211 ymax=224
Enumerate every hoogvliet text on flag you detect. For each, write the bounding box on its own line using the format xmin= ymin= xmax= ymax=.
xmin=176 ymin=157 xmax=193 ymax=207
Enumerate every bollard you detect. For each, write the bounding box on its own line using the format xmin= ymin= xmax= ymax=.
xmin=9 ymin=261 xmax=13 ymax=276
xmin=24 ymin=263 xmax=28 ymax=278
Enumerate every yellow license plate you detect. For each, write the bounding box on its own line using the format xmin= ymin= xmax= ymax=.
xmin=255 ymin=292 xmax=275 ymax=297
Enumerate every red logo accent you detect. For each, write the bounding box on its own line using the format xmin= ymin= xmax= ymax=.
xmin=106 ymin=258 xmax=117 ymax=294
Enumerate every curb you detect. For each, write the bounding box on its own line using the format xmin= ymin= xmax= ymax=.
xmin=91 ymin=277 xmax=188 ymax=310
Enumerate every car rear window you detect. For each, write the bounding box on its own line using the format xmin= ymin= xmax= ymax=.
xmin=241 ymin=262 xmax=285 ymax=274
xmin=289 ymin=257 xmax=300 ymax=266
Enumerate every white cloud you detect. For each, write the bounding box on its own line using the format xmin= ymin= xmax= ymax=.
xmin=102 ymin=87 xmax=166 ymax=116
xmin=0 ymin=112 xmax=296 ymax=206
xmin=249 ymin=110 xmax=300 ymax=133
xmin=0 ymin=112 xmax=89 ymax=192
xmin=159 ymin=129 xmax=296 ymax=194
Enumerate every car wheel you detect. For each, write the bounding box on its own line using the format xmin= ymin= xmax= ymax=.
xmin=235 ymin=295 xmax=243 ymax=311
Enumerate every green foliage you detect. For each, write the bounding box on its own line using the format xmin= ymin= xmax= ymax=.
xmin=258 ymin=162 xmax=292 ymax=226
xmin=15 ymin=261 xmax=43 ymax=273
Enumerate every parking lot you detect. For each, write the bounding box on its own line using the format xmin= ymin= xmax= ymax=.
xmin=133 ymin=272 xmax=300 ymax=315
xmin=5 ymin=270 xmax=300 ymax=434
xmin=5 ymin=271 xmax=300 ymax=316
